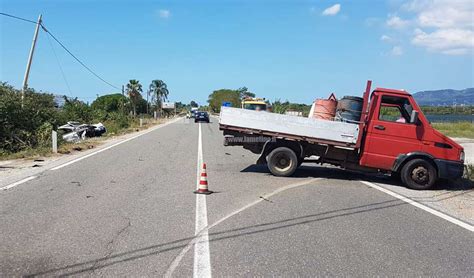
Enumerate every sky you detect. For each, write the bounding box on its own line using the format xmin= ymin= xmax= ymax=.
xmin=1 ymin=0 xmax=473 ymax=105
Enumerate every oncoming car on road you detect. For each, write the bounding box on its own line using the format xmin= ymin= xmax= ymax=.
xmin=195 ymin=111 xmax=210 ymax=123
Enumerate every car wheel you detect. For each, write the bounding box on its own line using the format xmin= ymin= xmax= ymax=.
xmin=267 ymin=147 xmax=298 ymax=177
xmin=401 ymin=158 xmax=437 ymax=190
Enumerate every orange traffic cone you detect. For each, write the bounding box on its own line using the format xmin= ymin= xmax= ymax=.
xmin=194 ymin=163 xmax=213 ymax=195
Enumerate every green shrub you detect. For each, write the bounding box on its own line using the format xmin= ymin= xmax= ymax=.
xmin=0 ymin=83 xmax=156 ymax=157
xmin=0 ymin=83 xmax=58 ymax=152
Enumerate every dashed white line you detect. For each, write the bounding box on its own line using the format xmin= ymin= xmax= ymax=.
xmin=1 ymin=176 xmax=37 ymax=191
xmin=360 ymin=180 xmax=474 ymax=232
xmin=193 ymin=123 xmax=212 ymax=278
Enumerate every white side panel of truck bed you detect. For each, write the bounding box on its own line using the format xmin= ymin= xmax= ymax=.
xmin=219 ymin=107 xmax=359 ymax=144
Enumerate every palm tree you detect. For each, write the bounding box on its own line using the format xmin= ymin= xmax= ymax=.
xmin=149 ymin=80 xmax=169 ymax=115
xmin=126 ymin=79 xmax=142 ymax=116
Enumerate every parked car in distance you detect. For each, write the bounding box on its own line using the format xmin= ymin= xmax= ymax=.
xmin=189 ymin=107 xmax=199 ymax=118
xmin=195 ymin=111 xmax=210 ymax=123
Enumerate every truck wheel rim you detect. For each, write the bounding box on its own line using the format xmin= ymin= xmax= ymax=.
xmin=275 ymin=153 xmax=292 ymax=171
xmin=412 ymin=166 xmax=428 ymax=184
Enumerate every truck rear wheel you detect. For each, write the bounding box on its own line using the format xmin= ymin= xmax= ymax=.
xmin=401 ymin=158 xmax=437 ymax=190
xmin=267 ymin=147 xmax=298 ymax=177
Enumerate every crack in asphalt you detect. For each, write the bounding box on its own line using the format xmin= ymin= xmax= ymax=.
xmin=89 ymin=217 xmax=132 ymax=274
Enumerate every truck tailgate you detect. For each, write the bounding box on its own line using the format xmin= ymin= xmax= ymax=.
xmin=219 ymin=107 xmax=360 ymax=145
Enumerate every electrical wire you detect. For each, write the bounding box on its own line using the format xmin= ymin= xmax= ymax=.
xmin=40 ymin=24 xmax=121 ymax=90
xmin=1 ymin=12 xmax=121 ymax=91
xmin=45 ymin=30 xmax=73 ymax=96
xmin=0 ymin=12 xmax=37 ymax=24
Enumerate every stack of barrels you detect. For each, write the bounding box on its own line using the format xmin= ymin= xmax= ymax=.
xmin=311 ymin=93 xmax=364 ymax=123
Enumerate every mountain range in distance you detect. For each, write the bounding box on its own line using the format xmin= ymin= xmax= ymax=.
xmin=412 ymin=88 xmax=474 ymax=106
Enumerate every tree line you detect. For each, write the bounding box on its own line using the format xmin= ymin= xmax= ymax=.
xmin=207 ymin=86 xmax=311 ymax=116
xmin=0 ymin=79 xmax=200 ymax=156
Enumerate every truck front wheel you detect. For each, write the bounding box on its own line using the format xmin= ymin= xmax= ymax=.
xmin=401 ymin=158 xmax=437 ymax=190
xmin=267 ymin=147 xmax=298 ymax=177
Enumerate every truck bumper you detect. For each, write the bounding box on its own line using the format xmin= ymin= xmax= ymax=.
xmin=434 ymin=159 xmax=464 ymax=180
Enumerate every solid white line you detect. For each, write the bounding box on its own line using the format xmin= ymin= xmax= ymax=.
xmin=193 ymin=123 xmax=212 ymax=278
xmin=360 ymin=181 xmax=474 ymax=232
xmin=165 ymin=177 xmax=321 ymax=277
xmin=50 ymin=117 xmax=181 ymax=171
xmin=1 ymin=176 xmax=37 ymax=191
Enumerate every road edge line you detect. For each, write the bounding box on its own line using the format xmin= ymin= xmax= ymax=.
xmin=1 ymin=176 xmax=37 ymax=191
xmin=359 ymin=180 xmax=474 ymax=232
xmin=50 ymin=117 xmax=182 ymax=171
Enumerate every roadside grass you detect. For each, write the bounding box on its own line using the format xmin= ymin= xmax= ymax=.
xmin=0 ymin=118 xmax=167 ymax=161
xmin=432 ymin=122 xmax=474 ymax=139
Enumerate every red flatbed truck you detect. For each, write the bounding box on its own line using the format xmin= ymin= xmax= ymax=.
xmin=219 ymin=81 xmax=465 ymax=190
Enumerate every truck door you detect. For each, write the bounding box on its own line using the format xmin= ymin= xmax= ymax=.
xmin=361 ymin=94 xmax=424 ymax=170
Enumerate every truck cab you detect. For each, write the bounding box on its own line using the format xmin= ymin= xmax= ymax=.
xmin=242 ymin=97 xmax=267 ymax=111
xmin=359 ymin=88 xmax=464 ymax=189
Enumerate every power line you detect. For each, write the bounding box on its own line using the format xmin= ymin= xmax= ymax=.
xmin=40 ymin=24 xmax=121 ymax=90
xmin=45 ymin=30 xmax=73 ymax=96
xmin=1 ymin=12 xmax=121 ymax=91
xmin=0 ymin=12 xmax=37 ymax=24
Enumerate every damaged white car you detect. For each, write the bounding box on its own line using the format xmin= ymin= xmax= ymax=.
xmin=58 ymin=121 xmax=106 ymax=142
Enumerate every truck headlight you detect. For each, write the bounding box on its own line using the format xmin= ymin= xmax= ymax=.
xmin=460 ymin=151 xmax=465 ymax=161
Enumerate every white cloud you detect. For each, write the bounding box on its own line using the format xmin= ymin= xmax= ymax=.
xmin=381 ymin=35 xmax=394 ymax=43
xmin=387 ymin=0 xmax=474 ymax=55
xmin=322 ymin=4 xmax=341 ymax=16
xmin=412 ymin=28 xmax=474 ymax=55
xmin=390 ymin=46 xmax=404 ymax=56
xmin=158 ymin=9 xmax=171 ymax=19
xmin=386 ymin=15 xmax=410 ymax=29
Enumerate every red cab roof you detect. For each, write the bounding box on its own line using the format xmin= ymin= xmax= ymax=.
xmin=374 ymin=87 xmax=411 ymax=96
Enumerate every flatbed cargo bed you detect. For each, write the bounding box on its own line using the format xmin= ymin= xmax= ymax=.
xmin=219 ymin=107 xmax=360 ymax=147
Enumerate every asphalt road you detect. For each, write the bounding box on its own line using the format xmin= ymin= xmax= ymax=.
xmin=1 ymin=117 xmax=473 ymax=277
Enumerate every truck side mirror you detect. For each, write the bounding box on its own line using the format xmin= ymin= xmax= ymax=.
xmin=410 ymin=110 xmax=419 ymax=124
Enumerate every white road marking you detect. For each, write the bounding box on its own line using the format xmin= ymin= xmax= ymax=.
xmin=51 ymin=117 xmax=181 ymax=171
xmin=165 ymin=177 xmax=321 ymax=277
xmin=1 ymin=176 xmax=37 ymax=191
xmin=360 ymin=181 xmax=474 ymax=232
xmin=193 ymin=123 xmax=212 ymax=278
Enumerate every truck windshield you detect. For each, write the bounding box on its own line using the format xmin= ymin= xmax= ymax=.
xmin=244 ymin=104 xmax=267 ymax=111
xmin=379 ymin=96 xmax=413 ymax=123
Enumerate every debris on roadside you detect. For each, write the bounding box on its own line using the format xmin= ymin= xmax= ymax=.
xmin=58 ymin=121 xmax=107 ymax=143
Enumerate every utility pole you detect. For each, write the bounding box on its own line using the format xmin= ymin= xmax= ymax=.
xmin=21 ymin=14 xmax=42 ymax=103
xmin=146 ymin=89 xmax=150 ymax=115
xmin=121 ymin=85 xmax=125 ymax=114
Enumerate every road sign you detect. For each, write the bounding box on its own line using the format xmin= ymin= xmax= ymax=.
xmin=162 ymin=102 xmax=175 ymax=109
xmin=222 ymin=102 xmax=232 ymax=107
